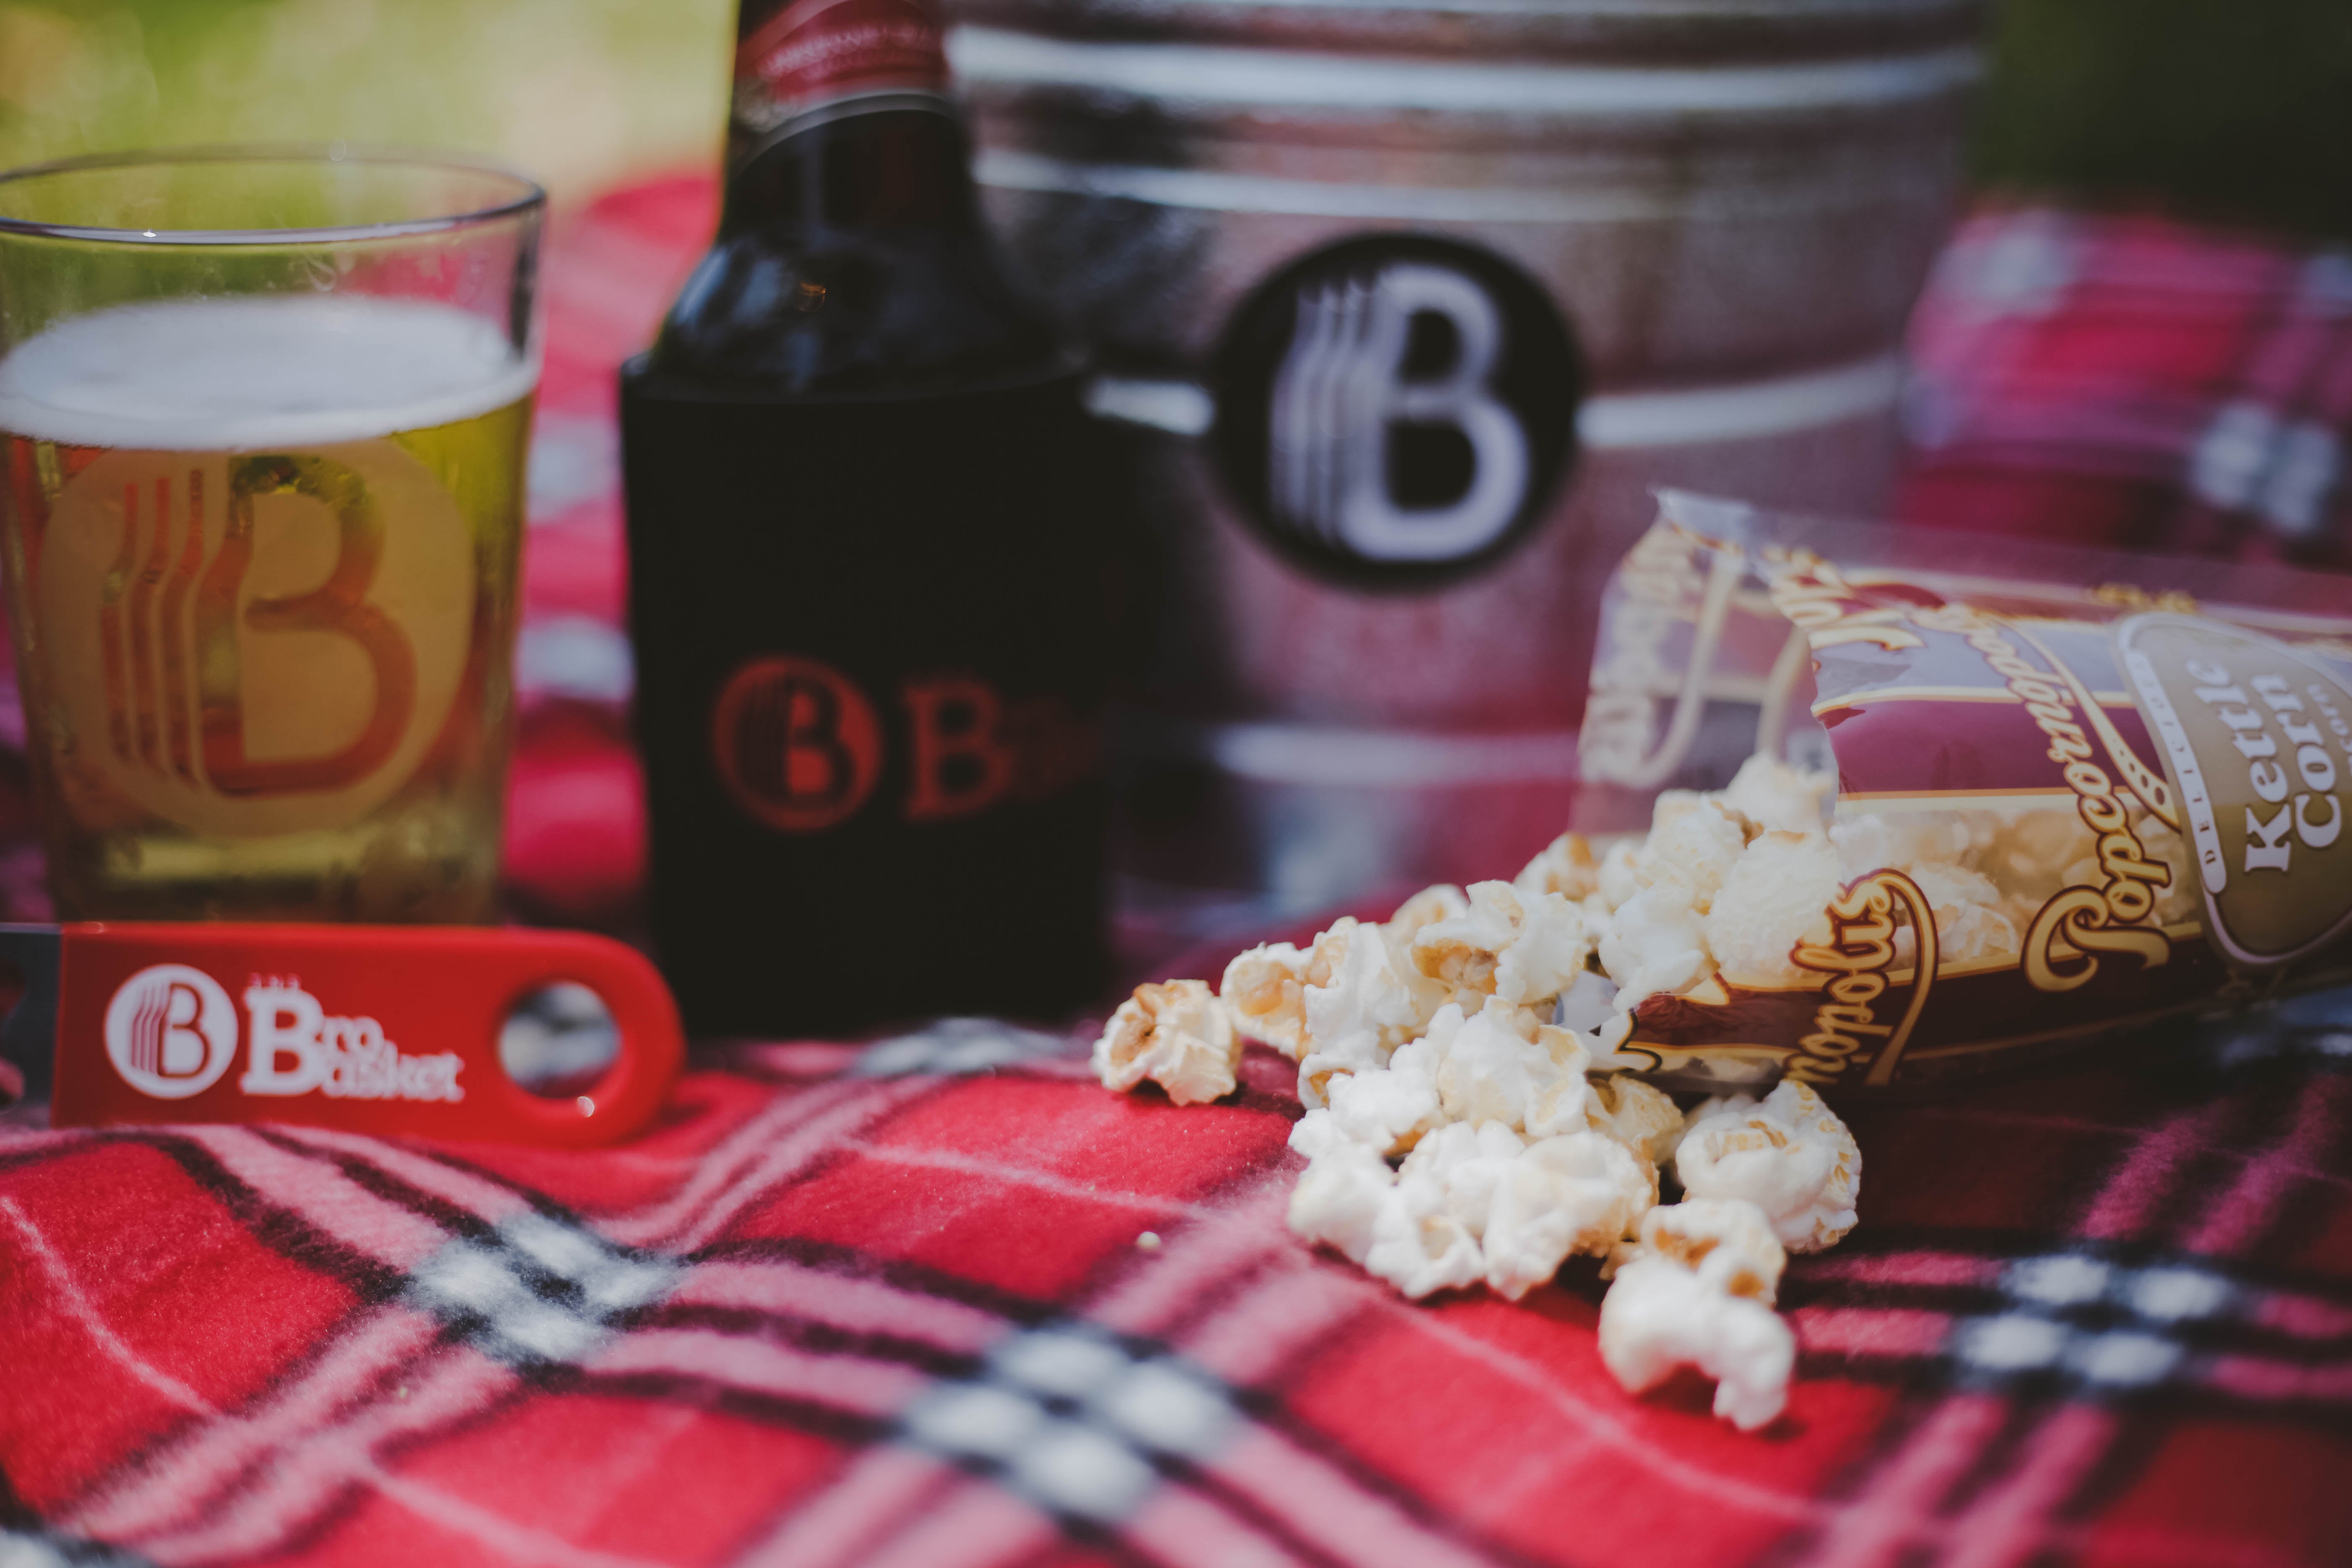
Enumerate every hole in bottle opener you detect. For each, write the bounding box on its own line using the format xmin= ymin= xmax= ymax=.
xmin=498 ymin=981 xmax=622 ymax=1104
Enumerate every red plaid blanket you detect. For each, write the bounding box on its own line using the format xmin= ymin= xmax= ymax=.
xmin=1898 ymin=204 xmax=2352 ymax=567
xmin=8 ymin=190 xmax=2352 ymax=1565
xmin=5 ymin=1006 xmax=2350 ymax=1566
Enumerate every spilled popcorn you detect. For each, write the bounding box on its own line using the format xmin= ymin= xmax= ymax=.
xmin=1092 ymin=979 xmax=1239 ymax=1107
xmin=1096 ymin=493 xmax=2352 ymax=1426
xmin=1600 ymin=1200 xmax=1793 ymax=1430
xmin=1096 ymin=753 xmax=1872 ymax=1431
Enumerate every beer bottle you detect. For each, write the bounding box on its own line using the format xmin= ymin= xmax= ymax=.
xmin=620 ymin=0 xmax=1109 ymax=1037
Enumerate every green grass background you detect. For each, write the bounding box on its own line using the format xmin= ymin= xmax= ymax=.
xmin=0 ymin=0 xmax=2348 ymax=234
xmin=0 ymin=0 xmax=735 ymax=206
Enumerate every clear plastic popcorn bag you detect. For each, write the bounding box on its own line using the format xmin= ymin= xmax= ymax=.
xmin=1576 ymin=491 xmax=2352 ymax=1097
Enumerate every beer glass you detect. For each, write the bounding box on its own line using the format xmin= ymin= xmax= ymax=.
xmin=0 ymin=149 xmax=542 ymax=922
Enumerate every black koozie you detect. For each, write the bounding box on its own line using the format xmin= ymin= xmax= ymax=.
xmin=620 ymin=365 xmax=1108 ymax=1037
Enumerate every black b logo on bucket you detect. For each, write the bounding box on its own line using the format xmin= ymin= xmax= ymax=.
xmin=1211 ymin=235 xmax=1583 ymax=590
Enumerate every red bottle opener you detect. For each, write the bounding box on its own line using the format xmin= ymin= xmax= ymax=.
xmin=0 ymin=923 xmax=684 ymax=1146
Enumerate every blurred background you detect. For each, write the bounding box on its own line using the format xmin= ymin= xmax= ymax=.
xmin=3 ymin=0 xmax=2347 ymax=232
xmin=0 ymin=0 xmax=730 ymax=203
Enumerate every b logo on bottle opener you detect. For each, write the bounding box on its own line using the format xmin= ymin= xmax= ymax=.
xmin=102 ymin=964 xmax=465 ymax=1104
xmin=104 ymin=964 xmax=238 ymax=1099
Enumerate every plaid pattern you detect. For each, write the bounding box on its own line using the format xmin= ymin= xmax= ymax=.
xmin=4 ymin=1005 xmax=2351 ymax=1566
xmin=1899 ymin=204 xmax=2352 ymax=567
xmin=8 ymin=181 xmax=2352 ymax=1562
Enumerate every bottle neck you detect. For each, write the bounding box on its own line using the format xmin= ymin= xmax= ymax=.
xmin=643 ymin=0 xmax=1061 ymax=389
xmin=722 ymin=106 xmax=981 ymax=241
xmin=728 ymin=0 xmax=955 ymax=186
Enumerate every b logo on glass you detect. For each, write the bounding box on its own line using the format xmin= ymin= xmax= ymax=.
xmin=38 ymin=442 xmax=475 ymax=836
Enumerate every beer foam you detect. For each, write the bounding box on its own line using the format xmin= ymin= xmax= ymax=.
xmin=0 ymin=295 xmax=537 ymax=451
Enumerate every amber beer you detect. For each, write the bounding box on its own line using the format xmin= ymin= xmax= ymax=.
xmin=0 ymin=295 xmax=534 ymax=921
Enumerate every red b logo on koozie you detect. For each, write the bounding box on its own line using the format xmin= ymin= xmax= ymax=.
xmin=711 ymin=655 xmax=883 ymax=832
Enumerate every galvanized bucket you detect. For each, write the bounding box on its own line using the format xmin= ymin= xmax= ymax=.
xmin=946 ymin=0 xmax=1985 ymax=939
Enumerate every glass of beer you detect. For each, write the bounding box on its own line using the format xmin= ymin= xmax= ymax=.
xmin=0 ymin=148 xmax=542 ymax=922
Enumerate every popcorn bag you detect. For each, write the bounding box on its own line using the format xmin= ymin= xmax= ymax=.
xmin=1094 ymin=490 xmax=2344 ymax=1424
xmin=1578 ymin=491 xmax=2352 ymax=1096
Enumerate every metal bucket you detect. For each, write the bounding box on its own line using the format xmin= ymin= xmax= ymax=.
xmin=945 ymin=0 xmax=1985 ymax=940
